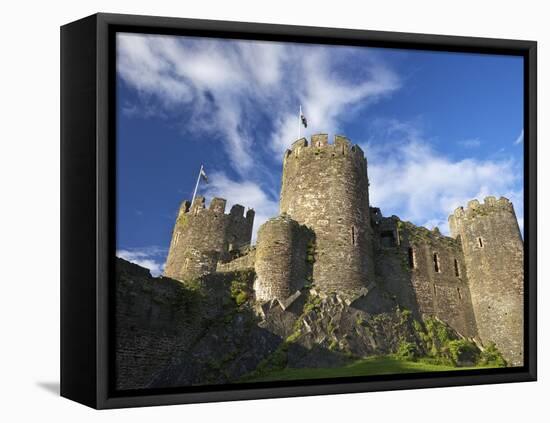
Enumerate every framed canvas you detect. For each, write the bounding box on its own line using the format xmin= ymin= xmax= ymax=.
xmin=60 ymin=13 xmax=537 ymax=409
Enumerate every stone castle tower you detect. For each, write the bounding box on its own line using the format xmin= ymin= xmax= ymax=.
xmin=163 ymin=196 xmax=254 ymax=281
xmin=254 ymin=215 xmax=314 ymax=302
xmin=449 ymin=197 xmax=524 ymax=366
xmin=277 ymin=134 xmax=375 ymax=295
xmin=162 ymin=134 xmax=524 ymax=366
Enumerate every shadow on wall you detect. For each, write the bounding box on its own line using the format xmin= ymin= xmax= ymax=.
xmin=372 ymin=212 xmax=478 ymax=340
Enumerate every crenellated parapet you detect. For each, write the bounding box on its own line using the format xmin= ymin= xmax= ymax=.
xmin=448 ymin=196 xmax=516 ymax=235
xmin=283 ymin=134 xmax=367 ymax=173
xmin=164 ymin=196 xmax=254 ymax=282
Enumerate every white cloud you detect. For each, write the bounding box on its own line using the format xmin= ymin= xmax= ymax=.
xmin=269 ymin=48 xmax=400 ymax=155
xmin=117 ymin=34 xmax=400 ymax=175
xmin=203 ymin=172 xmax=279 ymax=243
xmin=514 ymin=129 xmax=524 ymax=145
xmin=116 ymin=246 xmax=167 ymax=276
xmin=117 ymin=34 xmax=524 ymax=243
xmin=362 ymin=120 xmax=523 ymax=235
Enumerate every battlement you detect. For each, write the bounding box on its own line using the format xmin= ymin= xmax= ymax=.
xmin=178 ymin=200 xmax=191 ymax=216
xmin=284 ymin=134 xmax=366 ymax=166
xmin=449 ymin=196 xmax=514 ymax=223
xmin=183 ymin=196 xmax=253 ymax=220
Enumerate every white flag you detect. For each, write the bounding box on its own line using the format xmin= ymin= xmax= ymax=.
xmin=200 ymin=167 xmax=208 ymax=183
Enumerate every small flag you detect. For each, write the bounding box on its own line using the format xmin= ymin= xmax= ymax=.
xmin=301 ymin=112 xmax=308 ymax=128
xmin=200 ymin=167 xmax=208 ymax=183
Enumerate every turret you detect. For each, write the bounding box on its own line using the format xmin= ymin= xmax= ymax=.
xmin=448 ymin=196 xmax=524 ymax=366
xmin=279 ymin=134 xmax=375 ymax=296
xmin=254 ymin=215 xmax=314 ymax=302
xmin=164 ymin=196 xmax=254 ymax=281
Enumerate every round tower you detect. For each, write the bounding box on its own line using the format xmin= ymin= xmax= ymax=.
xmin=279 ymin=134 xmax=375 ymax=295
xmin=448 ymin=196 xmax=524 ymax=366
xmin=164 ymin=196 xmax=255 ymax=281
xmin=254 ymin=215 xmax=314 ymax=302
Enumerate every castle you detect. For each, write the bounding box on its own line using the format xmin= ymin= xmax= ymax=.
xmin=163 ymin=134 xmax=524 ymax=367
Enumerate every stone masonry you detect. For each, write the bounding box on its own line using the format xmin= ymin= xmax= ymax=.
xmin=164 ymin=196 xmax=254 ymax=281
xmin=279 ymin=134 xmax=375 ymax=295
xmin=163 ymin=134 xmax=525 ymax=367
xmin=371 ymin=212 xmax=478 ymax=340
xmin=449 ymin=197 xmax=524 ymax=366
xmin=254 ymin=215 xmax=314 ymax=302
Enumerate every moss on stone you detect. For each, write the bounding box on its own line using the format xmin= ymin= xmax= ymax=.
xmin=230 ymin=278 xmax=251 ymax=307
xmin=328 ymin=339 xmax=339 ymax=351
xmin=396 ymin=341 xmax=419 ymax=361
xmin=176 ymin=213 xmax=189 ymax=227
xmin=448 ymin=339 xmax=479 ymax=365
xmin=303 ymin=294 xmax=322 ymax=314
xmin=478 ymin=342 xmax=507 ymax=367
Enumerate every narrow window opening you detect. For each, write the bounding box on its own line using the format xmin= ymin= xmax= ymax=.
xmin=457 ymin=287 xmax=462 ymax=300
xmin=478 ymin=237 xmax=483 ymax=248
xmin=351 ymin=226 xmax=356 ymax=246
xmin=380 ymin=230 xmax=395 ymax=247
xmin=454 ymin=259 xmax=460 ymax=277
xmin=408 ymin=247 xmax=415 ymax=269
xmin=184 ymin=257 xmax=190 ymax=270
xmin=433 ymin=253 xmax=440 ymax=273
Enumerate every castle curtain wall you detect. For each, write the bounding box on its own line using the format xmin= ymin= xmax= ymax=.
xmin=372 ymin=215 xmax=478 ymax=339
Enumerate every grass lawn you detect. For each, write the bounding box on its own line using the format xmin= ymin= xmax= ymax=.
xmin=243 ymin=356 xmax=497 ymax=382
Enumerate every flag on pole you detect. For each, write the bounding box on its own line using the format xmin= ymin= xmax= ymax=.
xmin=192 ymin=164 xmax=208 ymax=205
xmin=200 ymin=166 xmax=208 ymax=183
xmin=298 ymin=105 xmax=308 ymax=139
xmin=300 ymin=110 xmax=308 ymax=128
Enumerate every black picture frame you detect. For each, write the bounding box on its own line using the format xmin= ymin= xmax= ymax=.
xmin=60 ymin=12 xmax=537 ymax=409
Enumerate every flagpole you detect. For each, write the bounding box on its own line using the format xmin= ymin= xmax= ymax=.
xmin=191 ymin=164 xmax=203 ymax=206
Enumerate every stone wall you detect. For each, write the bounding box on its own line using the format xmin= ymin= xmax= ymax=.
xmin=372 ymin=211 xmax=478 ymax=339
xmin=254 ymin=215 xmax=314 ymax=302
xmin=279 ymin=134 xmax=375 ymax=295
xmin=217 ymin=248 xmax=256 ymax=273
xmin=117 ymin=257 xmax=281 ymax=389
xmin=115 ymin=258 xmax=205 ymax=389
xmin=400 ymin=221 xmax=478 ymax=339
xmin=163 ymin=196 xmax=254 ymax=281
xmin=449 ymin=196 xmax=524 ymax=366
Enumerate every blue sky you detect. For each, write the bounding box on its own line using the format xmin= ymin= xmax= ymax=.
xmin=115 ymin=33 xmax=524 ymax=275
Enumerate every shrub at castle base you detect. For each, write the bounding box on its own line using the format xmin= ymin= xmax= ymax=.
xmin=115 ymin=133 xmax=523 ymax=388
